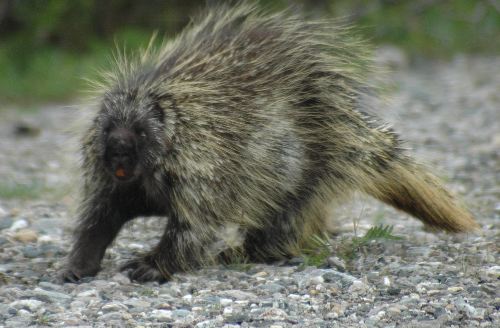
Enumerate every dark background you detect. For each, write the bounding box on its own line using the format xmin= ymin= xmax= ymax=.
xmin=1 ymin=0 xmax=499 ymax=103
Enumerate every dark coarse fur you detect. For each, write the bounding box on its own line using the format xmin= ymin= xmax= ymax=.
xmin=61 ymin=3 xmax=479 ymax=283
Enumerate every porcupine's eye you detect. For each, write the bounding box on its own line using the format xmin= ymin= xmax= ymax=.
xmin=135 ymin=126 xmax=147 ymax=139
xmin=102 ymin=125 xmax=111 ymax=138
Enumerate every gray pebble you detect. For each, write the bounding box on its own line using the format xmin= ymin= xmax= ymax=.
xmin=0 ymin=216 xmax=13 ymax=230
xmin=173 ymin=309 xmax=191 ymax=318
xmin=259 ymin=282 xmax=285 ymax=293
xmin=32 ymin=288 xmax=72 ymax=303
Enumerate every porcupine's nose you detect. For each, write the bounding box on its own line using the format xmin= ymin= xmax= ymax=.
xmin=107 ymin=128 xmax=136 ymax=160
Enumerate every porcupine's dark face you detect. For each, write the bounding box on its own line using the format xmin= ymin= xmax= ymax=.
xmin=98 ymin=91 xmax=165 ymax=183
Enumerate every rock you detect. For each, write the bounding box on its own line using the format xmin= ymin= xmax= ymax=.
xmin=13 ymin=229 xmax=38 ymax=243
xmin=98 ymin=311 xmax=125 ymax=321
xmin=76 ymin=289 xmax=99 ymax=298
xmin=383 ymin=276 xmax=391 ymax=287
xmin=484 ymin=265 xmax=500 ymax=278
xmin=310 ymin=275 xmax=324 ymax=285
xmin=182 ymin=294 xmax=193 ymax=302
xmin=16 ymin=309 xmax=32 ymax=317
xmin=258 ymin=308 xmax=288 ymax=321
xmin=220 ymin=298 xmax=233 ymax=306
xmin=322 ymin=270 xmax=357 ymax=287
xmin=480 ymin=283 xmax=497 ymax=295
xmin=0 ymin=216 xmax=13 ymax=230
xmin=259 ymin=283 xmax=285 ymax=293
xmin=220 ymin=290 xmax=257 ymax=301
xmin=101 ymin=302 xmax=128 ymax=312
xmin=31 ymin=218 xmax=62 ymax=235
xmin=37 ymin=235 xmax=54 ymax=243
xmin=387 ymin=287 xmax=401 ymax=295
xmin=455 ymin=297 xmax=480 ymax=319
xmin=150 ymin=309 xmax=172 ymax=322
xmin=224 ymin=312 xmax=250 ymax=324
xmin=387 ymin=305 xmax=403 ymax=316
xmin=447 ymin=286 xmax=464 ymax=293
xmin=32 ymin=288 xmax=72 ymax=303
xmin=349 ymin=280 xmax=369 ymax=294
xmin=9 ymin=219 xmax=29 ymax=231
xmin=327 ymin=256 xmax=346 ymax=272
xmin=21 ymin=245 xmax=42 ymax=258
xmin=173 ymin=309 xmax=191 ymax=318
xmin=9 ymin=299 xmax=44 ymax=312
xmin=223 ymin=306 xmax=233 ymax=315
xmin=124 ymin=298 xmax=151 ymax=308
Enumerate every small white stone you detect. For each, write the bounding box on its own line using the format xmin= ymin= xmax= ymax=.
xmin=38 ymin=235 xmax=53 ymax=243
xmin=101 ymin=302 xmax=127 ymax=312
xmin=77 ymin=289 xmax=99 ymax=298
xmin=10 ymin=299 xmax=43 ymax=312
xmin=219 ymin=298 xmax=233 ymax=306
xmin=182 ymin=294 xmax=193 ymax=302
xmin=151 ymin=309 xmax=172 ymax=322
xmin=349 ymin=280 xmax=368 ymax=293
xmin=223 ymin=306 xmax=233 ymax=315
xmin=311 ymin=275 xmax=324 ymax=284
xmin=447 ymin=286 xmax=464 ymax=293
xmin=427 ymin=289 xmax=441 ymax=296
xmin=9 ymin=219 xmax=28 ymax=231
xmin=17 ymin=309 xmax=32 ymax=317
xmin=383 ymin=276 xmax=391 ymax=287
xmin=373 ymin=310 xmax=386 ymax=321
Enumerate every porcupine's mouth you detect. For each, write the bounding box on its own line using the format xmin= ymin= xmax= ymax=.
xmin=108 ymin=160 xmax=143 ymax=183
xmin=104 ymin=153 xmax=141 ymax=183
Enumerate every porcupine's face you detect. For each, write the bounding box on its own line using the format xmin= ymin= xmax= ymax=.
xmin=97 ymin=91 xmax=166 ymax=184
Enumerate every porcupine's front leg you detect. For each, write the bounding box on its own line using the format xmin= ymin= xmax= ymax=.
xmin=121 ymin=216 xmax=216 ymax=283
xmin=62 ymin=197 xmax=132 ymax=282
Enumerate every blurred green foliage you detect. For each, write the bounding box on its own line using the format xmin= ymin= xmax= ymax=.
xmin=0 ymin=0 xmax=499 ymax=103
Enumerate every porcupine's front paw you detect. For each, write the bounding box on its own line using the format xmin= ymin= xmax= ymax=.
xmin=120 ymin=255 xmax=169 ymax=283
xmin=60 ymin=263 xmax=100 ymax=283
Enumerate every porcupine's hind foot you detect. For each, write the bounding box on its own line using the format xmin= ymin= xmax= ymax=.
xmin=242 ymin=212 xmax=308 ymax=263
xmin=120 ymin=254 xmax=168 ymax=283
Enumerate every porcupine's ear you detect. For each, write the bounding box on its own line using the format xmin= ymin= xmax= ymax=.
xmin=149 ymin=93 xmax=166 ymax=124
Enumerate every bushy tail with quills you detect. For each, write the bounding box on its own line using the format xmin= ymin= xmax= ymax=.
xmin=362 ymin=157 xmax=479 ymax=232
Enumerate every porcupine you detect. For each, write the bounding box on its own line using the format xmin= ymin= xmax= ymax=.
xmin=61 ymin=3 xmax=479 ymax=283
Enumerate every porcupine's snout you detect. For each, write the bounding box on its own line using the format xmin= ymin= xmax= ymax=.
xmin=104 ymin=127 xmax=141 ymax=182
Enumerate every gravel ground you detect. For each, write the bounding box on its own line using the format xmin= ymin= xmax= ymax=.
xmin=0 ymin=53 xmax=498 ymax=327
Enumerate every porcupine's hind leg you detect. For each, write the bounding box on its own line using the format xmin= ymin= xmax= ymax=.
xmin=242 ymin=183 xmax=331 ymax=263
